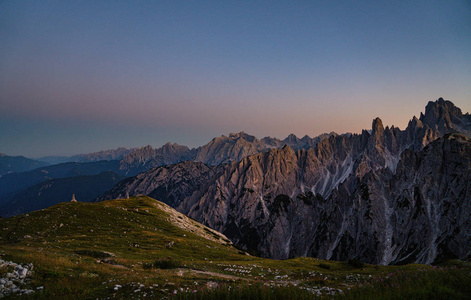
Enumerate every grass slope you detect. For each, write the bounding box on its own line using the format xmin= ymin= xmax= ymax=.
xmin=0 ymin=196 xmax=470 ymax=299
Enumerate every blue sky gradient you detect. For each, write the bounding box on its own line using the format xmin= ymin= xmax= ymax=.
xmin=1 ymin=1 xmax=470 ymax=157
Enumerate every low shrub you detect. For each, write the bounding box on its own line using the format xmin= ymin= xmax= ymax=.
xmin=318 ymin=263 xmax=330 ymax=269
xmin=348 ymin=258 xmax=364 ymax=268
xmin=142 ymin=262 xmax=153 ymax=270
xmin=153 ymin=258 xmax=179 ymax=269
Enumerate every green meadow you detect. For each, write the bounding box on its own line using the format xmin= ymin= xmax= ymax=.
xmin=1 ymin=196 xmax=469 ymax=299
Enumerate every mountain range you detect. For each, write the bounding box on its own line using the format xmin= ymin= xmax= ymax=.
xmin=0 ymin=127 xmax=336 ymax=212
xmin=98 ymin=98 xmax=471 ymax=265
xmin=2 ymin=97 xmax=470 ymax=266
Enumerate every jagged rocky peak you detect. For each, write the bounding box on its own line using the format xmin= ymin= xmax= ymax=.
xmin=160 ymin=142 xmax=191 ymax=153
xmin=284 ymin=133 xmax=299 ymax=143
xmin=260 ymin=136 xmax=283 ymax=147
xmin=368 ymin=117 xmax=386 ymax=149
xmin=371 ymin=117 xmax=384 ymax=132
xmin=228 ymin=131 xmax=257 ymax=142
xmin=370 ymin=117 xmax=385 ymax=138
xmin=281 ymin=144 xmax=295 ymax=152
xmin=420 ymin=97 xmax=464 ymax=134
xmin=408 ymin=116 xmax=424 ymax=129
xmin=138 ymin=145 xmax=154 ymax=153
xmin=301 ymin=135 xmax=311 ymax=141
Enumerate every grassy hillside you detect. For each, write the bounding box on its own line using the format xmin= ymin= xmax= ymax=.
xmin=0 ymin=196 xmax=470 ymax=299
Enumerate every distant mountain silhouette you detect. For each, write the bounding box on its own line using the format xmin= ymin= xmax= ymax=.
xmin=0 ymin=154 xmax=49 ymax=177
xmin=0 ymin=171 xmax=124 ymax=218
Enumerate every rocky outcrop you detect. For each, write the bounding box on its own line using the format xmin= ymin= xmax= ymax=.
xmin=0 ymin=259 xmax=36 ymax=297
xmin=420 ymin=98 xmax=470 ymax=135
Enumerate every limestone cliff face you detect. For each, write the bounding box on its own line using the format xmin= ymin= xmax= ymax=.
xmin=385 ymin=133 xmax=471 ymax=264
xmin=320 ymin=133 xmax=471 ymax=265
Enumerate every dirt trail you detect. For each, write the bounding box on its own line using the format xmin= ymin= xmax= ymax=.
xmin=183 ymin=269 xmax=249 ymax=281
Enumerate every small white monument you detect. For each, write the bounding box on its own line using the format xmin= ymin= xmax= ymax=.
xmin=71 ymin=194 xmax=77 ymax=202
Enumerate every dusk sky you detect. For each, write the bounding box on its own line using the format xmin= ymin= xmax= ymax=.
xmin=1 ymin=1 xmax=470 ymax=158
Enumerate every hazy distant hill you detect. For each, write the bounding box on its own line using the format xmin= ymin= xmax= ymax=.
xmin=38 ymin=147 xmax=135 ymax=164
xmin=0 ymin=160 xmax=122 ymax=206
xmin=0 ymin=154 xmax=49 ymax=177
xmin=0 ymin=171 xmax=125 ymax=217
xmin=71 ymin=147 xmax=135 ymax=162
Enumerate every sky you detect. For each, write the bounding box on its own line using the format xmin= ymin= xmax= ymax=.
xmin=1 ymin=1 xmax=470 ymax=158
